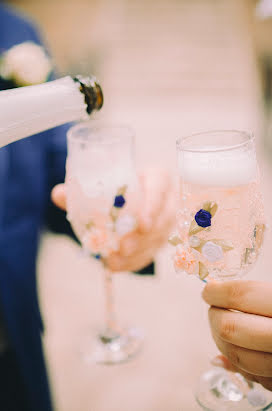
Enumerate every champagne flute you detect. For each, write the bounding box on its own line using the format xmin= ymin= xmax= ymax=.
xmin=169 ymin=130 xmax=272 ymax=410
xmin=65 ymin=121 xmax=143 ymax=364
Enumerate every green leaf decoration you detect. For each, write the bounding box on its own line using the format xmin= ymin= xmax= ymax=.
xmin=86 ymin=221 xmax=94 ymax=230
xmin=209 ymin=202 xmax=218 ymax=217
xmin=110 ymin=207 xmax=119 ymax=222
xmin=210 ymin=239 xmax=234 ymax=252
xmin=190 ymin=237 xmax=205 ymax=252
xmin=168 ymin=234 xmax=182 ymax=246
xmin=202 ymin=201 xmax=212 ymax=212
xmin=244 ymin=248 xmax=252 ymax=264
xmin=189 ymin=220 xmax=204 ymax=236
xmin=192 ymin=245 xmax=202 ymax=253
xmin=254 ymin=224 xmax=266 ymax=250
xmin=202 ymin=201 xmax=218 ymax=217
xmin=199 ymin=262 xmax=209 ymax=280
xmin=117 ymin=185 xmax=128 ymax=196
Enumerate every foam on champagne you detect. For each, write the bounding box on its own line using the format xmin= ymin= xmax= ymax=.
xmin=76 ymin=166 xmax=136 ymax=198
xmin=178 ymin=148 xmax=257 ymax=186
xmin=69 ymin=146 xmax=136 ymax=198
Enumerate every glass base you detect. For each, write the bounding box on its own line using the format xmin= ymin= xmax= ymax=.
xmin=195 ymin=368 xmax=272 ymax=411
xmin=82 ymin=327 xmax=144 ymax=365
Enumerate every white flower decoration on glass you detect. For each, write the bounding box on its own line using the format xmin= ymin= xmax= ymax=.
xmin=189 ymin=235 xmax=201 ymax=248
xmin=107 ymin=235 xmax=120 ymax=253
xmin=202 ymin=241 xmax=224 ymax=263
xmin=115 ymin=214 xmax=137 ymax=236
xmin=0 ymin=42 xmax=52 ymax=86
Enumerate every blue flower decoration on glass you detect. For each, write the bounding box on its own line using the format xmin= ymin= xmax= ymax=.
xmin=114 ymin=195 xmax=126 ymax=208
xmin=195 ymin=209 xmax=212 ymax=228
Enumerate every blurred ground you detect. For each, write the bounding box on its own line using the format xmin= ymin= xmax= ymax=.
xmin=9 ymin=0 xmax=272 ymax=410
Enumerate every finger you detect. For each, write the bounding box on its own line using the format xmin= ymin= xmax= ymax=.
xmin=119 ymin=232 xmax=141 ymax=257
xmin=138 ymin=169 xmax=172 ymax=232
xmin=212 ymin=331 xmax=272 ymax=377
xmin=211 ymin=355 xmax=258 ymax=382
xmin=106 ymin=246 xmax=155 ymax=272
xmin=135 ymin=185 xmax=177 ymax=253
xmin=119 ymin=220 xmax=172 ymax=258
xmin=212 ymin=355 xmax=272 ymax=391
xmin=51 ymin=184 xmax=66 ymax=211
xmin=202 ymin=281 xmax=272 ymax=317
xmin=118 ymin=187 xmax=176 ymax=258
xmin=230 ymin=367 xmax=272 ymax=391
xmin=111 ymin=179 xmax=176 ymax=260
xmin=209 ymin=307 xmax=272 ymax=352
xmin=254 ymin=376 xmax=272 ymax=391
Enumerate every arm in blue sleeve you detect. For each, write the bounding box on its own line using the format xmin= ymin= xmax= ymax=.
xmin=44 ymin=123 xmax=77 ymax=238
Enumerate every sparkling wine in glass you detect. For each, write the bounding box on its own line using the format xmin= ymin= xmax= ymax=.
xmin=65 ymin=122 xmax=143 ymax=364
xmin=169 ymin=130 xmax=271 ymax=410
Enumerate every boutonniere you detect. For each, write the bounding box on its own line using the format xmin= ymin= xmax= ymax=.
xmin=0 ymin=41 xmax=52 ymax=87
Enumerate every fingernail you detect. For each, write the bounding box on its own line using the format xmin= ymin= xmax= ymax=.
xmin=211 ymin=356 xmax=227 ymax=368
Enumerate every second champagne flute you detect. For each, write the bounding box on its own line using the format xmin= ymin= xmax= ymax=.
xmin=169 ymin=130 xmax=272 ymax=410
xmin=65 ymin=122 xmax=143 ymax=364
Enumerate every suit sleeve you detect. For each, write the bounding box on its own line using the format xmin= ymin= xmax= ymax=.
xmin=44 ymin=123 xmax=78 ymax=238
xmin=21 ymin=23 xmax=77 ymax=236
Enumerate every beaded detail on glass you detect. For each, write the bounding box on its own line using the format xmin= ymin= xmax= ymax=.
xmin=83 ymin=185 xmax=137 ymax=260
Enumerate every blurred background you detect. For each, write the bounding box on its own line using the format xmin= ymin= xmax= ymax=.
xmin=4 ymin=0 xmax=272 ymax=409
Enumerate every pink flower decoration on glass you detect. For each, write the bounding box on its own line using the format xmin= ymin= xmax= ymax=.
xmin=88 ymin=228 xmax=108 ymax=254
xmin=174 ymin=244 xmax=198 ymax=275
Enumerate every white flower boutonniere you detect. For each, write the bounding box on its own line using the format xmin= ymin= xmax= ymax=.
xmin=0 ymin=41 xmax=52 ymax=86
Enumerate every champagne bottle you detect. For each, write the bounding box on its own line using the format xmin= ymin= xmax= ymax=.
xmin=0 ymin=75 xmax=103 ymax=148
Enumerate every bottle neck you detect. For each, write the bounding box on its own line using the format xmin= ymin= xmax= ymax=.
xmin=74 ymin=75 xmax=103 ymax=115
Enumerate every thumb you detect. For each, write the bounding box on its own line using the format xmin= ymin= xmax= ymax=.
xmin=51 ymin=184 xmax=66 ymax=211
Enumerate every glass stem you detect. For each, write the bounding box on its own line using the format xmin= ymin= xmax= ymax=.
xmin=103 ymin=268 xmax=118 ymax=338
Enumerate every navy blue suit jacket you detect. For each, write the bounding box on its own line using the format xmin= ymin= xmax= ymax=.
xmin=0 ymin=5 xmax=72 ymax=410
